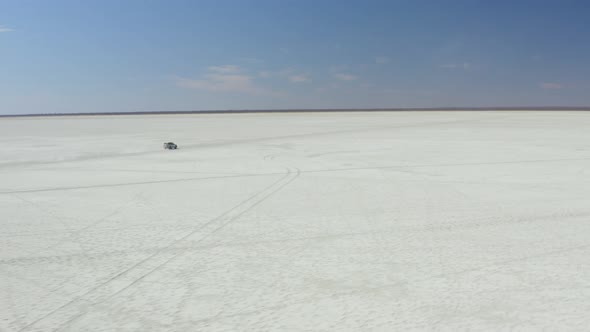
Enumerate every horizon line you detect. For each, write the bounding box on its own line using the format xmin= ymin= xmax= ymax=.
xmin=2 ymin=106 xmax=590 ymax=118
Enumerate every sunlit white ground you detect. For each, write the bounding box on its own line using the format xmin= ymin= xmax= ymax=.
xmin=1 ymin=111 xmax=590 ymax=331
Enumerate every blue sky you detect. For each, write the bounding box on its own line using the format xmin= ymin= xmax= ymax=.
xmin=1 ymin=0 xmax=589 ymax=114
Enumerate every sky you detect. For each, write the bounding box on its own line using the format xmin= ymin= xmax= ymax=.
xmin=1 ymin=0 xmax=589 ymax=114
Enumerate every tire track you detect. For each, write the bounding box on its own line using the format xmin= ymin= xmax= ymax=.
xmin=184 ymin=243 xmax=590 ymax=328
xmin=0 ymin=116 xmax=495 ymax=171
xmin=3 ymin=156 xmax=590 ymax=195
xmin=0 ymin=173 xmax=266 ymax=195
xmin=5 ymin=207 xmax=587 ymax=267
xmin=17 ymin=168 xmax=300 ymax=332
xmin=19 ymin=191 xmax=146 ymax=259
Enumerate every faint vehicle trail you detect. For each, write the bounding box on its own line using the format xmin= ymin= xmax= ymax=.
xmin=0 ymin=157 xmax=590 ymax=195
xmin=5 ymin=112 xmax=590 ymax=331
xmin=10 ymin=194 xmax=73 ymax=233
xmin=17 ymin=192 xmax=146 ymax=259
xmin=0 ymin=116 xmax=495 ymax=170
xmin=263 ymin=154 xmax=276 ymax=161
xmin=0 ymin=173 xmax=267 ymax=195
xmin=181 ymin=243 xmax=590 ymax=328
xmin=17 ymin=168 xmax=301 ymax=332
xmin=5 ymin=207 xmax=586 ymax=268
xmin=3 ymin=156 xmax=590 ymax=196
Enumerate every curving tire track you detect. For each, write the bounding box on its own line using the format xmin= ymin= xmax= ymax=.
xmin=3 ymin=156 xmax=590 ymax=196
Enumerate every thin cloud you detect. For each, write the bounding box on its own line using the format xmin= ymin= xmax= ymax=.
xmin=288 ymin=74 xmax=311 ymax=83
xmin=239 ymin=57 xmax=264 ymax=64
xmin=177 ymin=74 xmax=265 ymax=94
xmin=440 ymin=62 xmax=471 ymax=70
xmin=540 ymin=82 xmax=563 ymax=90
xmin=329 ymin=64 xmax=349 ymax=73
xmin=258 ymin=67 xmax=310 ymax=83
xmin=177 ymin=65 xmax=272 ymax=95
xmin=375 ymin=56 xmax=390 ymax=64
xmin=208 ymin=65 xmax=241 ymax=74
xmin=334 ymin=73 xmax=358 ymax=81
xmin=277 ymin=67 xmax=295 ymax=76
xmin=0 ymin=25 xmax=14 ymax=33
